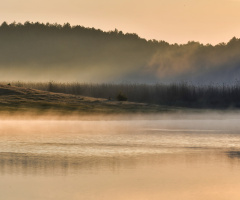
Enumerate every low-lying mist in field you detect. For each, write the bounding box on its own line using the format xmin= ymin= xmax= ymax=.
xmin=0 ymin=22 xmax=240 ymax=84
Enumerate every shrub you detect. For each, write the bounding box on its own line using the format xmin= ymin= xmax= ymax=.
xmin=116 ymin=92 xmax=128 ymax=101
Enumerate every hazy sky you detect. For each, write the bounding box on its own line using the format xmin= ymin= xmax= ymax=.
xmin=1 ymin=0 xmax=240 ymax=44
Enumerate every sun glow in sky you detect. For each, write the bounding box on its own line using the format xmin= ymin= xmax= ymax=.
xmin=1 ymin=0 xmax=240 ymax=44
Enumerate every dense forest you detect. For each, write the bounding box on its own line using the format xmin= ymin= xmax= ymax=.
xmin=0 ymin=21 xmax=240 ymax=84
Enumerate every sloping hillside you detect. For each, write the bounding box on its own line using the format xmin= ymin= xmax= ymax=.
xmin=0 ymin=22 xmax=240 ymax=84
xmin=0 ymin=84 xmax=172 ymax=115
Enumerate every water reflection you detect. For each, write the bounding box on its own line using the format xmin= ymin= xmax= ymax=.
xmin=1 ymin=119 xmax=240 ymax=200
xmin=0 ymin=149 xmax=237 ymax=175
xmin=1 ymin=120 xmax=240 ymax=176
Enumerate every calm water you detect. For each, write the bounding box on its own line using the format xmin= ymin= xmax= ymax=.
xmin=1 ymin=118 xmax=240 ymax=200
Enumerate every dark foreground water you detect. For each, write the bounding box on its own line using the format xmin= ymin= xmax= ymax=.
xmin=1 ymin=118 xmax=240 ymax=200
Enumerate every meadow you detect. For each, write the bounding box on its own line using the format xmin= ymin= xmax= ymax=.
xmin=8 ymin=81 xmax=240 ymax=108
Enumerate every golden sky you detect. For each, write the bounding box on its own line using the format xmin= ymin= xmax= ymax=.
xmin=1 ymin=0 xmax=240 ymax=44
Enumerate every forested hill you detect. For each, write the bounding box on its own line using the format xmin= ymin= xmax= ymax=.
xmin=0 ymin=21 xmax=240 ymax=84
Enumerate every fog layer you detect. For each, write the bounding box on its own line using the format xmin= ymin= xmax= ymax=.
xmin=0 ymin=22 xmax=240 ymax=84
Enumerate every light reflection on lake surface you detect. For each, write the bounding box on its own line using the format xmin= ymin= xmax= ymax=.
xmin=1 ymin=119 xmax=240 ymax=200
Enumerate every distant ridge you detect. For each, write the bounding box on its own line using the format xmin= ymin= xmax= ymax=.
xmin=0 ymin=21 xmax=240 ymax=84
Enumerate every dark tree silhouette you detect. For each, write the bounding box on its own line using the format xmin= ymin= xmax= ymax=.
xmin=0 ymin=21 xmax=239 ymax=84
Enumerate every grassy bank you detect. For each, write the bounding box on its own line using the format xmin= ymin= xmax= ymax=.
xmin=0 ymin=84 xmax=181 ymax=117
xmin=7 ymin=82 xmax=240 ymax=109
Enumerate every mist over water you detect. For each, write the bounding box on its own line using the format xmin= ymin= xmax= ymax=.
xmin=1 ymin=7 xmax=240 ymax=200
xmin=1 ymin=114 xmax=240 ymax=200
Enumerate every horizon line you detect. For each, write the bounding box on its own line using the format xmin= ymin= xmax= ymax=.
xmin=1 ymin=20 xmax=239 ymax=46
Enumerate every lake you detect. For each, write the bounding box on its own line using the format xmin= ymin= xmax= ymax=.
xmin=1 ymin=117 xmax=240 ymax=200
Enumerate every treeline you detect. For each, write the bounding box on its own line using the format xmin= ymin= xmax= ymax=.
xmin=9 ymin=82 xmax=240 ymax=108
xmin=0 ymin=22 xmax=240 ymax=83
xmin=0 ymin=21 xmax=156 ymax=66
